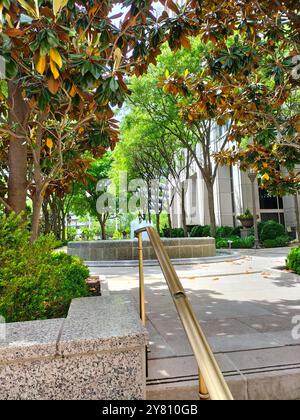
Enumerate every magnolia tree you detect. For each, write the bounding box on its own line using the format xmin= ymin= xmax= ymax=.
xmin=162 ymin=1 xmax=300 ymax=231
xmin=1 ymin=0 xmax=299 ymax=241
xmin=0 ymin=0 xmax=202 ymax=240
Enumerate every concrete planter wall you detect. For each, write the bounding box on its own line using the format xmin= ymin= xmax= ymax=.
xmin=0 ymin=296 xmax=148 ymax=400
xmin=68 ymin=237 xmax=216 ymax=261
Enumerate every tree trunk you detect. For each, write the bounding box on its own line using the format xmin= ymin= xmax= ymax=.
xmin=148 ymin=183 xmax=152 ymax=223
xmin=31 ymin=191 xmax=43 ymax=242
xmin=181 ymin=183 xmax=188 ymax=237
xmin=294 ymin=194 xmax=300 ymax=242
xmin=7 ymin=81 xmax=29 ymax=214
xmin=42 ymin=200 xmax=50 ymax=234
xmin=98 ymin=216 xmax=107 ymax=240
xmin=50 ymin=199 xmax=60 ymax=240
xmin=207 ymin=181 xmax=217 ymax=237
xmin=61 ymin=212 xmax=66 ymax=242
xmin=168 ymin=213 xmax=172 ymax=229
xmin=156 ymin=213 xmax=161 ymax=233
xmin=101 ymin=221 xmax=107 ymax=240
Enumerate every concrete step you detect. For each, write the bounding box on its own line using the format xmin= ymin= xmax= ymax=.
xmin=147 ymin=347 xmax=300 ymax=400
xmin=85 ymin=251 xmax=241 ymax=268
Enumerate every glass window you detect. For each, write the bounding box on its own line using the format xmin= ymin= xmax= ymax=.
xmin=259 ymin=188 xmax=282 ymax=210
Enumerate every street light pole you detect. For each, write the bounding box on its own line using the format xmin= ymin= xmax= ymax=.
xmin=248 ymin=169 xmax=260 ymax=249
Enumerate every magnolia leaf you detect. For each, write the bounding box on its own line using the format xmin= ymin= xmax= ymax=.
xmin=36 ymin=54 xmax=46 ymax=75
xmin=34 ymin=0 xmax=40 ymax=18
xmin=50 ymin=59 xmax=60 ymax=79
xmin=166 ymin=0 xmax=180 ymax=15
xmin=50 ymin=48 xmax=63 ymax=69
xmin=18 ymin=0 xmax=36 ymax=17
xmin=262 ymin=173 xmax=270 ymax=181
xmin=5 ymin=13 xmax=14 ymax=28
xmin=69 ymin=84 xmax=77 ymax=97
xmin=46 ymin=138 xmax=53 ymax=149
xmin=53 ymin=0 xmax=69 ymax=17
xmin=47 ymin=77 xmax=60 ymax=95
xmin=5 ymin=28 xmax=24 ymax=37
xmin=113 ymin=48 xmax=122 ymax=73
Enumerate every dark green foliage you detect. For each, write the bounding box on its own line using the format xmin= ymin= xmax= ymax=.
xmin=162 ymin=228 xmax=185 ymax=238
xmin=263 ymin=236 xmax=290 ymax=248
xmin=287 ymin=247 xmax=300 ymax=275
xmin=260 ymin=220 xmax=286 ymax=241
xmin=0 ymin=214 xmax=90 ymax=322
xmin=216 ymin=226 xmax=242 ymax=238
xmin=191 ymin=225 xmax=241 ymax=238
xmin=216 ymin=236 xmax=255 ymax=249
xmin=190 ymin=225 xmax=211 ymax=237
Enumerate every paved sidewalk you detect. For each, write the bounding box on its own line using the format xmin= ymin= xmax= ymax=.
xmin=90 ymin=248 xmax=300 ymax=400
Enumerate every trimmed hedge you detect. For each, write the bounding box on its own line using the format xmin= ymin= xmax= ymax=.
xmin=0 ymin=214 xmax=90 ymax=322
xmin=287 ymin=246 xmax=300 ymax=274
xmin=263 ymin=236 xmax=290 ymax=248
xmin=260 ymin=220 xmax=286 ymax=241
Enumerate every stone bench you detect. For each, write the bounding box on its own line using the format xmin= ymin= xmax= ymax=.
xmin=0 ymin=296 xmax=148 ymax=400
xmin=68 ymin=237 xmax=216 ymax=261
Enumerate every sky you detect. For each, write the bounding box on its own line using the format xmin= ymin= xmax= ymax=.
xmin=110 ymin=2 xmax=165 ymax=25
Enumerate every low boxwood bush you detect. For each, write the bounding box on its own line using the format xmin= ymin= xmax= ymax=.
xmin=0 ymin=214 xmax=90 ymax=322
xmin=216 ymin=235 xmax=255 ymax=249
xmin=260 ymin=220 xmax=286 ymax=241
xmin=287 ymin=247 xmax=300 ymax=274
xmin=263 ymin=236 xmax=290 ymax=248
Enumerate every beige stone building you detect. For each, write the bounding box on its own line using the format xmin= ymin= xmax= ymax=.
xmin=170 ymin=125 xmax=299 ymax=237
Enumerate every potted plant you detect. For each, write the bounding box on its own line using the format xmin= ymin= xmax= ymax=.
xmin=237 ymin=209 xmax=255 ymax=228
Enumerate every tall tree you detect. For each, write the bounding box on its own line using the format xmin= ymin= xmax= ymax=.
xmin=70 ymin=154 xmax=113 ymax=240
xmin=0 ymin=0 xmax=202 ymax=237
xmin=125 ymin=41 xmax=233 ymax=236
xmin=115 ymin=110 xmax=189 ymax=233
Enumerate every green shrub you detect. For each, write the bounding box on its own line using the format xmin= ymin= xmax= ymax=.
xmin=190 ymin=225 xmax=211 ymax=237
xmin=263 ymin=236 xmax=290 ymax=248
xmin=231 ymin=226 xmax=243 ymax=237
xmin=0 ymin=214 xmax=89 ymax=322
xmin=216 ymin=238 xmax=231 ymax=248
xmin=81 ymin=227 xmax=99 ymax=240
xmin=260 ymin=220 xmax=286 ymax=241
xmin=67 ymin=227 xmax=77 ymax=241
xmin=287 ymin=247 xmax=300 ymax=274
xmin=216 ymin=226 xmax=242 ymax=238
xmin=237 ymin=208 xmax=254 ymax=222
xmin=231 ymin=236 xmax=255 ymax=248
xmin=112 ymin=230 xmax=123 ymax=240
xmin=162 ymin=227 xmax=185 ymax=238
xmin=191 ymin=225 xmax=241 ymax=238
xmin=216 ymin=235 xmax=255 ymax=249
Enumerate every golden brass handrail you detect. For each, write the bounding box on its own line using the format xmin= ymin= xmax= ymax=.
xmin=135 ymin=226 xmax=234 ymax=401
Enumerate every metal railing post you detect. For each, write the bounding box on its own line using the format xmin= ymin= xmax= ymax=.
xmin=137 ymin=231 xmax=146 ymax=326
xmin=199 ymin=369 xmax=210 ymax=400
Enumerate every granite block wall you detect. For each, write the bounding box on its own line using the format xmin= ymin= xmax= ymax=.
xmin=0 ymin=296 xmax=148 ymax=400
